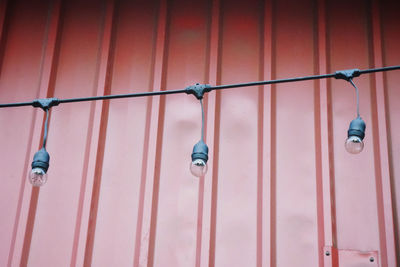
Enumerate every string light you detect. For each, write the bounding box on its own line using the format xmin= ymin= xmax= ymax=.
xmin=0 ymin=66 xmax=399 ymax=184
xmin=334 ymin=69 xmax=366 ymax=154
xmin=186 ymin=84 xmax=210 ymax=177
xmin=29 ymin=98 xmax=59 ymax=186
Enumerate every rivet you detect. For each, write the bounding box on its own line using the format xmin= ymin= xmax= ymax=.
xmin=369 ymin=257 xmax=374 ymax=262
xmin=325 ymin=251 xmax=330 ymax=256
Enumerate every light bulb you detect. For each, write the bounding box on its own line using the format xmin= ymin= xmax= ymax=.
xmin=29 ymin=168 xmax=48 ymax=186
xmin=30 ymin=147 xmax=50 ymax=186
xmin=345 ymin=117 xmax=366 ymax=154
xmin=345 ymin=135 xmax=364 ymax=154
xmin=190 ymin=140 xmax=209 ymax=177
xmin=190 ymin=159 xmax=208 ymax=177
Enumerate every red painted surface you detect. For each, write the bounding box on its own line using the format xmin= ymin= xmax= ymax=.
xmin=0 ymin=0 xmax=399 ymax=266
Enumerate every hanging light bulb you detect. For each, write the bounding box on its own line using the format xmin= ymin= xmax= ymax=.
xmin=185 ymin=84 xmax=211 ymax=177
xmin=333 ymin=71 xmax=367 ymax=155
xmin=28 ymin=100 xmax=56 ymax=186
xmin=190 ymin=140 xmax=209 ymax=177
xmin=345 ymin=116 xmax=366 ymax=154
xmin=29 ymin=147 xmax=50 ymax=186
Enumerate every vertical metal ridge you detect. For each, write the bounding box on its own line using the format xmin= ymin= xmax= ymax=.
xmin=136 ymin=0 xmax=168 ymax=265
xmin=8 ymin=110 xmax=36 ymax=267
xmin=315 ymin=0 xmax=338 ymax=266
xmin=38 ymin=0 xmax=63 ymax=100
xmin=82 ymin=101 xmax=111 ymax=267
xmin=133 ymin=90 xmax=152 ymax=267
xmin=323 ymin=0 xmax=338 ymax=253
xmin=207 ymin=0 xmax=223 ymax=265
xmin=195 ymin=0 xmax=212 ymax=262
xmin=313 ymin=0 xmax=325 ymax=265
xmin=368 ymin=65 xmax=389 ymax=267
xmin=147 ymin=95 xmax=166 ymax=267
xmin=197 ymin=0 xmax=221 ymax=266
xmin=195 ymin=2 xmax=212 ymax=255
xmin=80 ymin=0 xmax=117 ymax=265
xmin=16 ymin=1 xmax=63 ymax=265
xmin=269 ymin=78 xmax=276 ymax=267
xmin=269 ymin=0 xmax=277 ymax=266
xmin=195 ymin=0 xmax=213 ymax=257
xmin=313 ymin=83 xmax=324 ymax=267
xmin=256 ymin=94 xmax=263 ymax=267
xmin=377 ymin=3 xmax=400 ymax=264
xmin=262 ymin=0 xmax=273 ymax=266
xmin=368 ymin=0 xmax=397 ymax=265
xmin=209 ymin=92 xmax=221 ymax=267
xmin=326 ymin=81 xmax=337 ymax=249
xmin=0 ymin=0 xmax=8 ymax=37
xmin=133 ymin=1 xmax=160 ymax=266
xmin=0 ymin=0 xmax=10 ymax=76
xmin=257 ymin=0 xmax=266 ymax=266
xmin=208 ymin=83 xmax=220 ymax=264
xmin=145 ymin=0 xmax=169 ymax=265
xmin=20 ymin=188 xmax=39 ymax=267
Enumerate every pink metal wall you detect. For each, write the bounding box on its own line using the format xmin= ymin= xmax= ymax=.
xmin=0 ymin=0 xmax=399 ymax=266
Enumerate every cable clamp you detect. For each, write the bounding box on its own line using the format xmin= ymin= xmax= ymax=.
xmin=32 ymin=98 xmax=60 ymax=110
xmin=334 ymin=69 xmax=361 ymax=81
xmin=185 ymin=83 xmax=211 ymax=100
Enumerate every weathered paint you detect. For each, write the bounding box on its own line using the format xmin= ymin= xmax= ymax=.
xmin=0 ymin=0 xmax=399 ymax=266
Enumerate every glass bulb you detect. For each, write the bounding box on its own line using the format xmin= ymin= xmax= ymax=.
xmin=345 ymin=135 xmax=364 ymax=154
xmin=29 ymin=168 xmax=48 ymax=187
xmin=190 ymin=159 xmax=208 ymax=177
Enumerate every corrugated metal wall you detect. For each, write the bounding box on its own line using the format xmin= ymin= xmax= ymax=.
xmin=0 ymin=0 xmax=399 ymax=266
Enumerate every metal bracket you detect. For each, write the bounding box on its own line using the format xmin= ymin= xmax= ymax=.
xmin=32 ymin=98 xmax=60 ymax=110
xmin=324 ymin=246 xmax=378 ymax=267
xmin=334 ymin=69 xmax=361 ymax=81
xmin=185 ymin=83 xmax=212 ymax=100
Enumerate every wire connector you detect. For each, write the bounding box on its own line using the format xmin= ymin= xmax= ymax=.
xmin=185 ymin=83 xmax=211 ymax=100
xmin=32 ymin=98 xmax=60 ymax=110
xmin=334 ymin=69 xmax=361 ymax=81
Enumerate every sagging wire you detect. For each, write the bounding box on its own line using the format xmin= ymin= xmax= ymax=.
xmin=0 ymin=65 xmax=398 ymax=109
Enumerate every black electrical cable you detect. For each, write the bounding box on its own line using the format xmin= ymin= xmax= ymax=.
xmin=210 ymin=73 xmax=336 ymax=90
xmin=200 ymin=99 xmax=205 ymax=141
xmin=348 ymin=79 xmax=360 ymax=118
xmin=359 ymin=65 xmax=400 ymax=74
xmin=0 ymin=65 xmax=398 ymax=108
xmin=58 ymin=88 xmax=187 ymax=104
xmin=0 ymin=101 xmax=34 ymax=108
xmin=42 ymin=109 xmax=49 ymax=148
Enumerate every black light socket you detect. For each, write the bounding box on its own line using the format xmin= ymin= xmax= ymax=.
xmin=32 ymin=98 xmax=59 ymax=110
xmin=347 ymin=117 xmax=366 ymax=140
xmin=334 ymin=69 xmax=361 ymax=81
xmin=191 ymin=140 xmax=209 ymax=163
xmin=185 ymin=83 xmax=211 ymax=100
xmin=31 ymin=148 xmax=50 ymax=173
